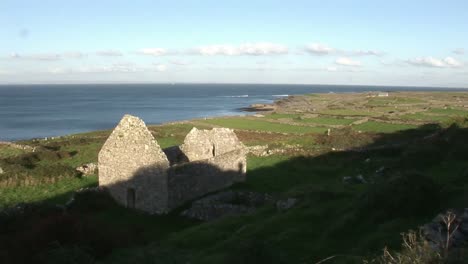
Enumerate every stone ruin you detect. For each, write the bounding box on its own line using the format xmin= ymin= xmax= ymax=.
xmin=98 ymin=115 xmax=247 ymax=214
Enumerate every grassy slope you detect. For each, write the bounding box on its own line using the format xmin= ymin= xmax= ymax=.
xmin=1 ymin=92 xmax=468 ymax=263
xmin=201 ymin=117 xmax=328 ymax=134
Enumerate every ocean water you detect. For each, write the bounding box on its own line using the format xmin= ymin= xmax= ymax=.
xmin=0 ymin=83 xmax=465 ymax=141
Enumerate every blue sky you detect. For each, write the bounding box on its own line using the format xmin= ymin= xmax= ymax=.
xmin=0 ymin=0 xmax=467 ymax=87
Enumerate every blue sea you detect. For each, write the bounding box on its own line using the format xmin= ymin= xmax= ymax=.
xmin=0 ymin=83 xmax=466 ymax=141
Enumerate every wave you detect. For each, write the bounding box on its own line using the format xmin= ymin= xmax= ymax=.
xmin=218 ymin=95 xmax=249 ymax=98
xmin=272 ymin=94 xmax=289 ymax=97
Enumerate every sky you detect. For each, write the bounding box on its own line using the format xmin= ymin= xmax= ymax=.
xmin=0 ymin=0 xmax=467 ymax=87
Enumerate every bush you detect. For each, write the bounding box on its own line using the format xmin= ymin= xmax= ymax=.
xmin=366 ymin=231 xmax=442 ymax=264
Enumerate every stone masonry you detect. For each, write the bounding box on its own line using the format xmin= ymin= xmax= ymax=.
xmin=98 ymin=115 xmax=247 ymax=214
xmin=98 ymin=115 xmax=170 ymax=214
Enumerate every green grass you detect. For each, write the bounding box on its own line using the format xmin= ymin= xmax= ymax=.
xmin=428 ymin=107 xmax=468 ymax=116
xmin=150 ymin=123 xmax=214 ymax=148
xmin=2 ymin=92 xmax=468 ymax=263
xmin=399 ymin=113 xmax=451 ymax=122
xmin=265 ymin=113 xmax=302 ymax=120
xmin=0 ymin=146 xmax=29 ymax=158
xmin=367 ymin=97 xmax=426 ymax=106
xmin=0 ymin=176 xmax=97 ymax=207
xmin=201 ymin=117 xmax=328 ymax=134
xmin=319 ymin=109 xmax=379 ymax=117
xmin=299 ymin=117 xmax=357 ymax=125
xmin=353 ymin=121 xmax=418 ymax=133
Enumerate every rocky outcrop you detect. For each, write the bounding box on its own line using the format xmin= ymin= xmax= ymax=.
xmin=75 ymin=163 xmax=97 ymax=176
xmin=0 ymin=141 xmax=36 ymax=152
xmin=180 ymin=191 xmax=273 ymax=221
xmin=239 ymin=104 xmax=276 ymax=112
xmin=422 ymin=209 xmax=468 ymax=250
xmin=276 ymin=198 xmax=298 ymax=211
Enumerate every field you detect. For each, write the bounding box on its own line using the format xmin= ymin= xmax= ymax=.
xmin=1 ymin=91 xmax=468 ymax=263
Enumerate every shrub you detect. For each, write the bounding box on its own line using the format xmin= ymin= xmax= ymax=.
xmin=366 ymin=231 xmax=442 ymax=264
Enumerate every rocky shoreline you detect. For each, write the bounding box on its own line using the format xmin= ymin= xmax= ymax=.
xmin=238 ymin=103 xmax=277 ymax=112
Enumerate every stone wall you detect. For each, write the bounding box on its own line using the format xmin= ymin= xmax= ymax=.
xmin=98 ymin=115 xmax=170 ymax=214
xmin=98 ymin=115 xmax=247 ymax=214
xmin=180 ymin=127 xmax=244 ymax=161
xmin=167 ymin=149 xmax=246 ymax=209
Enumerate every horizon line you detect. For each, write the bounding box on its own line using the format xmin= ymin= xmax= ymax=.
xmin=0 ymin=82 xmax=467 ymax=90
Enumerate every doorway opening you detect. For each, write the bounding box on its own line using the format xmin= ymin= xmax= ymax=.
xmin=127 ymin=188 xmax=136 ymax=209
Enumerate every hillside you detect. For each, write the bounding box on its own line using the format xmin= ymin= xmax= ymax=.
xmin=1 ymin=91 xmax=468 ymax=263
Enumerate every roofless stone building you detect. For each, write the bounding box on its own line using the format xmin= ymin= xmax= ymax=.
xmin=98 ymin=115 xmax=247 ymax=214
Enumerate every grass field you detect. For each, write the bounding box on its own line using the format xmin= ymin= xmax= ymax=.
xmin=318 ymin=109 xmax=380 ymax=117
xmin=1 ymin=92 xmax=468 ymax=263
xmin=399 ymin=112 xmax=452 ymax=122
xmin=0 ymin=176 xmax=97 ymax=206
xmin=299 ymin=116 xmax=357 ymax=126
xmin=428 ymin=107 xmax=468 ymax=116
xmin=367 ymin=97 xmax=426 ymax=106
xmin=352 ymin=121 xmax=418 ymax=133
xmin=201 ymin=117 xmax=328 ymax=134
xmin=0 ymin=146 xmax=30 ymax=159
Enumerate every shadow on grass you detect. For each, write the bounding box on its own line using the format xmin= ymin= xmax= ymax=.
xmin=2 ymin=122 xmax=468 ymax=263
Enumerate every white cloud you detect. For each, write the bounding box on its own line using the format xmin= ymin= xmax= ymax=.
xmin=72 ymin=63 xmax=168 ymax=74
xmin=96 ymin=50 xmax=123 ymax=56
xmin=10 ymin=53 xmax=62 ymax=61
xmin=406 ymin=56 xmax=463 ymax=68
xmin=326 ymin=66 xmax=337 ymax=72
xmin=154 ymin=64 xmax=167 ymax=72
xmin=76 ymin=63 xmax=141 ymax=73
xmin=63 ymin=52 xmax=86 ymax=59
xmin=304 ymin=44 xmax=383 ymax=56
xmin=169 ymin=60 xmax=189 ymax=66
xmin=0 ymin=69 xmax=11 ymax=75
xmin=48 ymin=67 xmax=71 ymax=74
xmin=138 ymin=48 xmax=168 ymax=56
xmin=453 ymin=48 xmax=465 ymax=55
xmin=8 ymin=52 xmax=85 ymax=61
xmin=335 ymin=57 xmax=362 ymax=67
xmin=444 ymin=57 xmax=463 ymax=67
xmin=352 ymin=50 xmax=384 ymax=56
xmin=305 ymin=43 xmax=334 ymax=55
xmin=196 ymin=42 xmax=288 ymax=56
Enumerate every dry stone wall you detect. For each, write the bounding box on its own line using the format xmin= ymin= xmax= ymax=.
xmin=180 ymin=127 xmax=245 ymax=161
xmin=98 ymin=115 xmax=247 ymax=214
xmin=98 ymin=115 xmax=170 ymax=214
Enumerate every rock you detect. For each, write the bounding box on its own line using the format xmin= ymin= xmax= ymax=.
xmin=356 ymin=175 xmax=367 ymax=183
xmin=181 ymin=191 xmax=273 ymax=221
xmin=276 ymin=198 xmax=298 ymax=211
xmin=239 ymin=104 xmax=276 ymax=112
xmin=247 ymin=145 xmax=269 ymax=156
xmin=343 ymin=174 xmax=367 ymax=184
xmin=0 ymin=167 xmax=3 ymax=174
xmin=421 ymin=209 xmax=468 ymax=251
xmin=75 ymin=163 xmax=97 ymax=176
xmin=375 ymin=166 xmax=388 ymax=177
